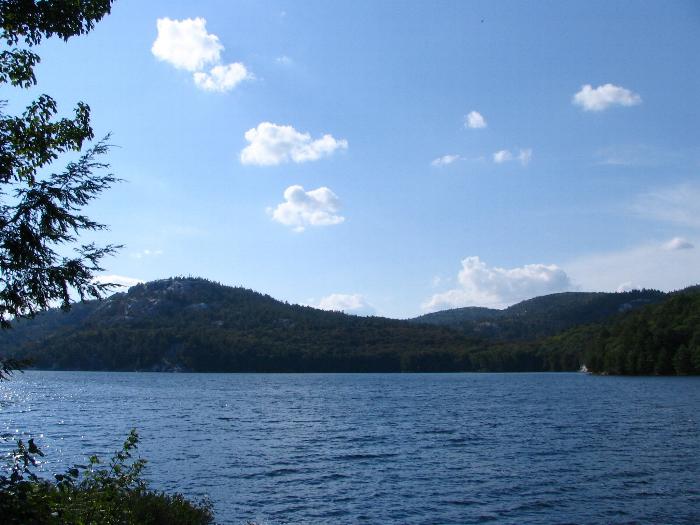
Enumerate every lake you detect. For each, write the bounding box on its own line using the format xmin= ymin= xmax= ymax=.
xmin=1 ymin=372 xmax=699 ymax=524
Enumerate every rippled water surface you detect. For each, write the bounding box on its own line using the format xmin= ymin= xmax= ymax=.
xmin=1 ymin=372 xmax=699 ymax=524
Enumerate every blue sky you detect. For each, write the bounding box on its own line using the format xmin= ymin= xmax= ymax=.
xmin=11 ymin=0 xmax=700 ymax=317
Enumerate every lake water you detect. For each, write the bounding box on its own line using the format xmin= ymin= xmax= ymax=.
xmin=1 ymin=372 xmax=699 ymax=524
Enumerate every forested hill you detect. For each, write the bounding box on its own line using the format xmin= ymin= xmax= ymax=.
xmin=545 ymin=288 xmax=700 ymax=375
xmin=1 ymin=277 xmax=697 ymax=374
xmin=0 ymin=277 xmax=478 ymax=372
xmin=411 ymin=290 xmax=666 ymax=341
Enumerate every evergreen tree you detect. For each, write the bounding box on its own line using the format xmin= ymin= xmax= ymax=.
xmin=0 ymin=0 xmax=117 ymax=345
xmin=673 ymin=345 xmax=693 ymax=375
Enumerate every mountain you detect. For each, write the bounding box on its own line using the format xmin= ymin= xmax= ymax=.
xmin=2 ymin=278 xmax=697 ymax=375
xmin=411 ymin=290 xmax=667 ymax=341
xmin=0 ymin=277 xmax=477 ymax=372
xmin=556 ymin=288 xmax=700 ymax=375
xmin=411 ymin=306 xmax=501 ymax=325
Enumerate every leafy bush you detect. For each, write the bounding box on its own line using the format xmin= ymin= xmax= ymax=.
xmin=0 ymin=429 xmax=213 ymax=524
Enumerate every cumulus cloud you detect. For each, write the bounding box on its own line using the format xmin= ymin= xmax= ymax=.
xmin=152 ymin=17 xmax=251 ymax=92
xmin=423 ymin=256 xmax=572 ymax=310
xmin=193 ymin=63 xmax=251 ymax=92
xmin=431 ymin=154 xmax=461 ymax=166
xmin=517 ymin=148 xmax=532 ymax=166
xmin=465 ymin=110 xmax=487 ymax=129
xmin=493 ymin=148 xmax=532 ymax=166
xmin=152 ymin=17 xmax=222 ymax=71
xmin=317 ymin=293 xmax=375 ymax=315
xmin=663 ymin=237 xmax=694 ymax=251
xmin=241 ymin=122 xmax=348 ymax=166
xmin=93 ymin=275 xmax=144 ymax=290
xmin=573 ymin=83 xmax=642 ymax=112
xmin=269 ymin=185 xmax=345 ymax=232
xmin=493 ymin=149 xmax=512 ymax=164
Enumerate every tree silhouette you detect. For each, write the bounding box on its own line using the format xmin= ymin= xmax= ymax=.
xmin=0 ymin=0 xmax=118 ymax=336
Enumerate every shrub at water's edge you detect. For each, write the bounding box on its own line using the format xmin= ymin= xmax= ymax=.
xmin=0 ymin=429 xmax=213 ymax=525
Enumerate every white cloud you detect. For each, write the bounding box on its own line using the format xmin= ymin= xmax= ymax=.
xmin=269 ymin=185 xmax=345 ymax=232
xmin=616 ymin=282 xmax=639 ymax=293
xmin=431 ymin=154 xmax=461 ymax=166
xmin=631 ymin=182 xmax=700 ymax=229
xmin=93 ymin=275 xmax=144 ymax=290
xmin=152 ymin=18 xmax=223 ymax=72
xmin=317 ymin=293 xmax=375 ymax=315
xmin=663 ymin=237 xmax=694 ymax=251
xmin=241 ymin=122 xmax=348 ymax=166
xmin=131 ymin=249 xmax=163 ymax=260
xmin=275 ymin=55 xmax=293 ymax=66
xmin=573 ymin=83 xmax=642 ymax=112
xmin=423 ymin=256 xmax=572 ymax=310
xmin=493 ymin=148 xmax=532 ymax=166
xmin=567 ymin=185 xmax=700 ymax=291
xmin=566 ymin=241 xmax=700 ymax=293
xmin=493 ymin=150 xmax=513 ymax=164
xmin=465 ymin=110 xmax=487 ymax=129
xmin=152 ymin=17 xmax=251 ymax=92
xmin=193 ymin=63 xmax=251 ymax=92
xmin=517 ymin=148 xmax=532 ymax=166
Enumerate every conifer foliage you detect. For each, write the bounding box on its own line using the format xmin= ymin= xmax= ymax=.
xmin=0 ymin=0 xmax=119 ymax=332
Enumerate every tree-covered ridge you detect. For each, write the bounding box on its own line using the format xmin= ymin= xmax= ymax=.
xmin=498 ymin=287 xmax=700 ymax=375
xmin=411 ymin=306 xmax=501 ymax=326
xmin=2 ymin=277 xmax=698 ymax=374
xmin=411 ymin=290 xmax=666 ymax=341
xmin=580 ymin=289 xmax=700 ymax=375
xmin=0 ymin=277 xmax=477 ymax=372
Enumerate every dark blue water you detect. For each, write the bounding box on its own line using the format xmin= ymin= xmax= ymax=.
xmin=1 ymin=372 xmax=699 ymax=524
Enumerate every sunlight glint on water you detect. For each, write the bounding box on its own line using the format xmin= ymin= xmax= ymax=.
xmin=1 ymin=372 xmax=699 ymax=525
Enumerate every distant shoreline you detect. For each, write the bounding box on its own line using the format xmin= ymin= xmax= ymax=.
xmin=17 ymin=368 xmax=699 ymax=377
